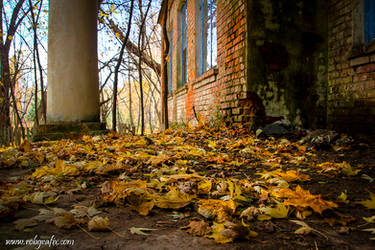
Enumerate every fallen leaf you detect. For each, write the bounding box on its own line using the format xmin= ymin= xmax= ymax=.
xmin=290 ymin=220 xmax=327 ymax=239
xmin=130 ymin=227 xmax=158 ymax=235
xmin=362 ymin=228 xmax=375 ymax=240
xmin=357 ymin=192 xmax=375 ymax=209
xmin=338 ymin=192 xmax=349 ymax=204
xmin=272 ymin=185 xmax=338 ymax=214
xmin=206 ymin=221 xmax=258 ymax=244
xmin=19 ymin=140 xmax=32 ymax=152
xmin=88 ymin=216 xmax=110 ymax=231
xmin=197 ymin=180 xmax=212 ymax=194
xmin=26 ymin=191 xmax=59 ymax=205
xmin=14 ymin=218 xmax=37 ymax=231
xmin=363 ymin=215 xmax=375 ymax=223
xmin=180 ymin=220 xmax=211 ymax=236
xmin=198 ymin=199 xmax=236 ymax=222
xmin=155 ymin=188 xmax=194 ymax=209
xmin=259 ymin=203 xmax=289 ymax=219
xmin=50 ymin=211 xmax=78 ymax=229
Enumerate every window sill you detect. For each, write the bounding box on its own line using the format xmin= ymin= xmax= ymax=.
xmin=191 ymin=67 xmax=218 ymax=87
xmin=349 ymin=42 xmax=375 ymax=61
xmin=174 ymin=84 xmax=188 ymax=96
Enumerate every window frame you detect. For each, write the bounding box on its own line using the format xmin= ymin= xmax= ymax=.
xmin=180 ymin=1 xmax=188 ymax=87
xmin=168 ymin=29 xmax=173 ymax=94
xmin=199 ymin=0 xmax=217 ymax=75
xmin=364 ymin=0 xmax=375 ymax=45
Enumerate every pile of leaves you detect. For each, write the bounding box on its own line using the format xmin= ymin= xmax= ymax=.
xmin=1 ymin=124 xmax=375 ymax=247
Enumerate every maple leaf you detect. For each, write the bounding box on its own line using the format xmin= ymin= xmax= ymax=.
xmin=227 ymin=180 xmax=248 ymax=201
xmin=363 ymin=215 xmax=375 ymax=223
xmin=206 ymin=221 xmax=257 ymax=244
xmin=197 ymin=180 xmax=212 ymax=194
xmin=180 ymin=220 xmax=211 ymax=236
xmin=25 ymin=191 xmax=59 ymax=205
xmin=259 ymin=203 xmax=289 ymax=219
xmin=88 ymin=216 xmax=110 ymax=231
xmin=70 ymin=206 xmax=101 ymax=218
xmin=19 ymin=140 xmax=32 ymax=152
xmin=272 ymin=185 xmax=338 ymax=214
xmin=154 ymin=188 xmax=194 ymax=209
xmin=14 ymin=218 xmax=37 ymax=231
xmin=357 ymin=192 xmax=375 ymax=209
xmin=198 ymin=199 xmax=236 ymax=222
xmin=206 ymin=222 xmax=233 ymax=244
xmin=49 ymin=211 xmax=78 ymax=229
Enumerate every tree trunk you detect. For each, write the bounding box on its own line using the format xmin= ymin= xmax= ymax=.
xmin=160 ymin=0 xmax=169 ymax=131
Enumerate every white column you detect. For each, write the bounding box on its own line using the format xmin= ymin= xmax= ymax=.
xmin=47 ymin=0 xmax=99 ymax=123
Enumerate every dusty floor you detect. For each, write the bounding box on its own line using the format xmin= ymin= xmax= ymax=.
xmin=0 ymin=126 xmax=375 ymax=249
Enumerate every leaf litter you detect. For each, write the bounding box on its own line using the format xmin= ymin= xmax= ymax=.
xmin=0 ymin=125 xmax=375 ymax=248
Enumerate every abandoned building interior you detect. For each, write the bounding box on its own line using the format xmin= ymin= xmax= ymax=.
xmin=158 ymin=0 xmax=375 ymax=133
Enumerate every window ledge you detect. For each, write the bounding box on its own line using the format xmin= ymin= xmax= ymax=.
xmin=191 ymin=67 xmax=218 ymax=86
xmin=175 ymin=84 xmax=188 ymax=96
xmin=349 ymin=42 xmax=375 ymax=61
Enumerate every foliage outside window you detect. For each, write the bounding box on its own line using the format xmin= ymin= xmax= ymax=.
xmin=200 ymin=0 xmax=217 ymax=74
xmin=364 ymin=0 xmax=375 ymax=45
xmin=181 ymin=1 xmax=188 ymax=87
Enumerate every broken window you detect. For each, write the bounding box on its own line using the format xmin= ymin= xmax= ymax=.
xmin=364 ymin=0 xmax=375 ymax=45
xmin=168 ymin=30 xmax=173 ymax=93
xmin=181 ymin=1 xmax=188 ymax=87
xmin=200 ymin=0 xmax=217 ymax=74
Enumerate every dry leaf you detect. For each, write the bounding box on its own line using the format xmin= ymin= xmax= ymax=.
xmin=88 ymin=216 xmax=110 ymax=231
xmin=50 ymin=212 xmax=77 ymax=229
xmin=357 ymin=192 xmax=375 ymax=209
xmin=198 ymin=199 xmax=236 ymax=222
xmin=154 ymin=188 xmax=193 ymax=209
xmin=259 ymin=203 xmax=289 ymax=219
xmin=14 ymin=218 xmax=37 ymax=231
xmin=290 ymin=220 xmax=327 ymax=239
xmin=180 ymin=220 xmax=211 ymax=236
xmin=130 ymin=227 xmax=158 ymax=235
xmin=273 ymin=185 xmax=338 ymax=214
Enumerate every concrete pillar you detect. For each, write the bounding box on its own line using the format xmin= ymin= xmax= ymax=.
xmin=47 ymin=0 xmax=99 ymax=123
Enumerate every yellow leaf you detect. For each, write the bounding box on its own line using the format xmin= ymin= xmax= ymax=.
xmin=206 ymin=221 xmax=257 ymax=244
xmin=197 ymin=180 xmax=212 ymax=194
xmin=198 ymin=199 xmax=236 ymax=222
xmin=259 ymin=203 xmax=289 ymax=219
xmin=88 ymin=216 xmax=110 ymax=231
xmin=115 ymin=32 xmax=120 ymax=37
xmin=357 ymin=192 xmax=375 ymax=209
xmin=338 ymin=192 xmax=349 ymax=204
xmin=19 ymin=140 xmax=32 ymax=152
xmin=363 ymin=215 xmax=375 ymax=223
xmin=206 ymin=222 xmax=233 ymax=244
xmin=272 ymin=185 xmax=338 ymax=214
xmin=341 ymin=162 xmax=360 ymax=176
xmin=8 ymin=35 xmax=13 ymax=41
xmin=154 ymin=188 xmax=193 ymax=209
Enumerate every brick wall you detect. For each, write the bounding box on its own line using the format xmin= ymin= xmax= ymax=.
xmin=216 ymin=0 xmax=247 ymax=121
xmin=328 ymin=0 xmax=375 ymax=133
xmin=164 ymin=0 xmax=247 ymax=125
